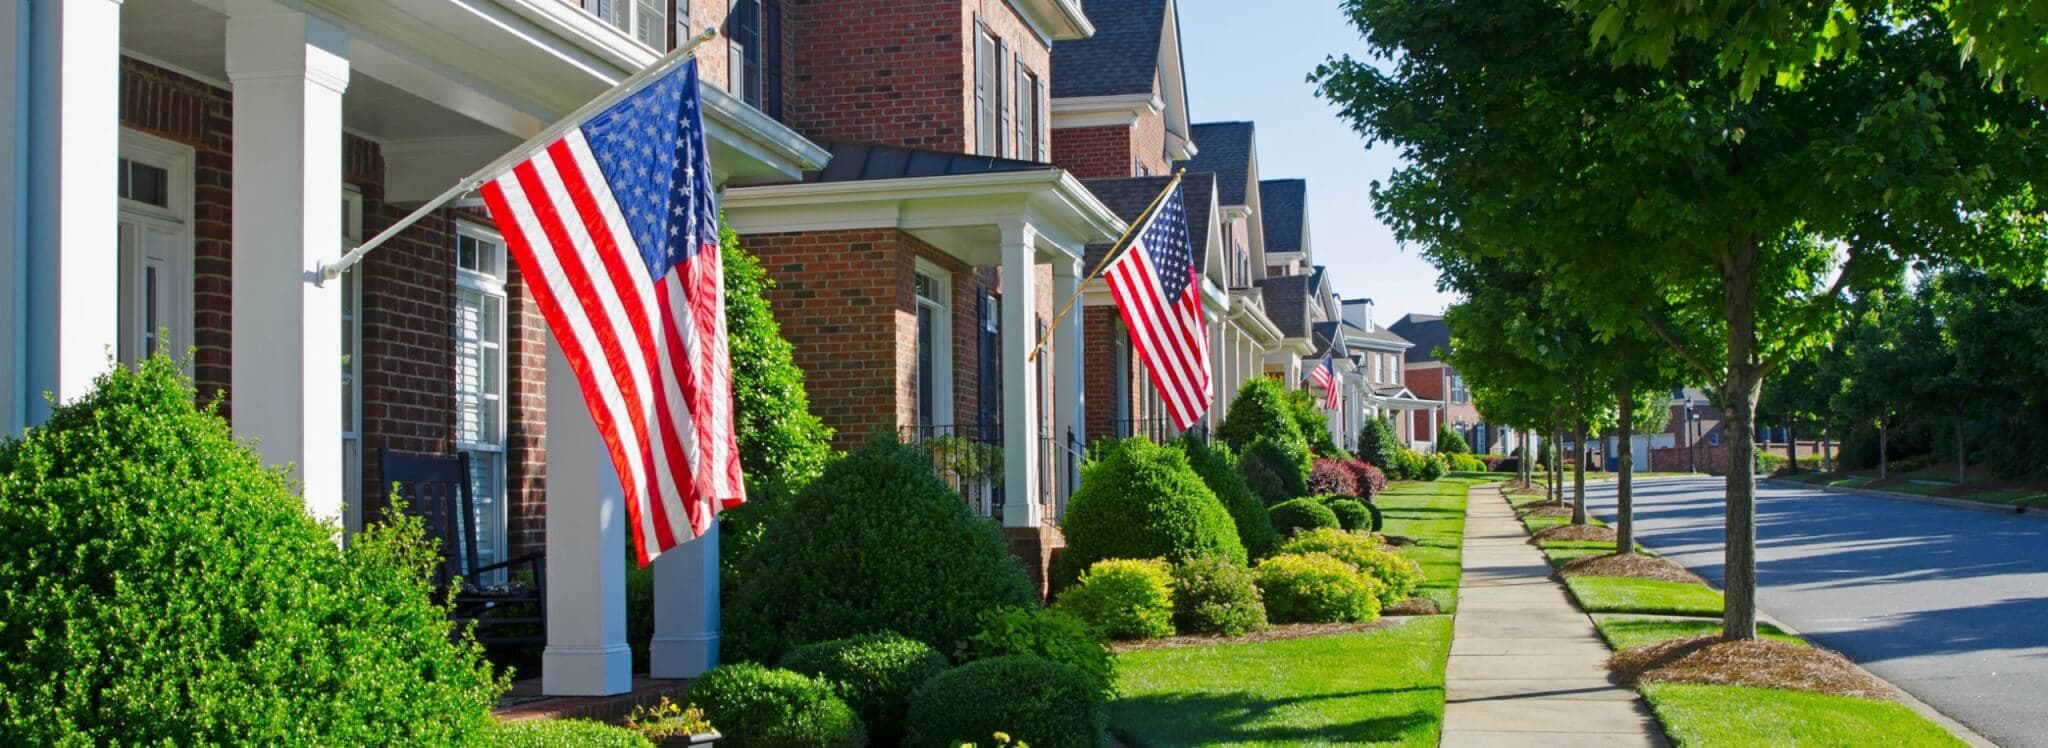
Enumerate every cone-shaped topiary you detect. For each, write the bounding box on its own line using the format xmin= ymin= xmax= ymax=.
xmin=1269 ymin=497 xmax=1341 ymax=537
xmin=1218 ymin=378 xmax=1309 ymax=455
xmin=1056 ymin=439 xmax=1247 ymax=590
xmin=724 ymin=439 xmax=1034 ymax=662
xmin=1356 ymin=417 xmax=1400 ymax=472
xmin=1436 ymin=423 xmax=1471 ymax=455
xmin=0 ymin=356 xmax=507 ymax=744
xmin=1176 ymin=436 xmax=1279 ymax=559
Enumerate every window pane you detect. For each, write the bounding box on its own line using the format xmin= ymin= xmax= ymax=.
xmin=458 ymin=235 xmax=478 ymax=272
xmin=975 ymin=31 xmax=998 ymax=155
xmin=636 ymin=0 xmax=664 ymax=48
xmin=917 ymin=304 xmax=935 ymax=427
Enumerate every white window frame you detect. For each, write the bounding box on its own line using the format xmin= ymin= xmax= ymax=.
xmin=913 ymin=259 xmax=954 ymax=427
xmin=454 ymin=222 xmax=509 ymax=577
xmin=587 ymin=0 xmax=666 ymax=50
xmin=115 ymin=129 xmax=194 ymax=368
xmin=341 ymin=187 xmax=364 ymax=538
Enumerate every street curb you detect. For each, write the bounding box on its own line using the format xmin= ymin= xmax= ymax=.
xmin=1765 ymin=478 xmax=2048 ymax=521
xmin=1504 ymin=485 xmax=2002 ymax=748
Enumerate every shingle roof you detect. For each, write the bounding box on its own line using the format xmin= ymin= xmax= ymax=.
xmin=1175 ymin=122 xmax=1255 ymax=205
xmin=1388 ymin=313 xmax=1450 ymax=362
xmin=1312 ymin=320 xmax=1346 ymax=357
xmin=1081 ymin=172 xmax=1215 ymax=271
xmin=1052 ymin=0 xmax=1167 ymax=99
xmin=1260 ymin=179 xmax=1307 ymax=252
xmin=804 ymin=142 xmax=1050 ymax=183
xmin=1256 ymin=273 xmax=1312 ymax=339
xmin=1344 ymin=320 xmax=1414 ymax=349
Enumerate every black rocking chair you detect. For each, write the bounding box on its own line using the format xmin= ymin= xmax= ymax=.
xmin=377 ymin=447 xmax=546 ymax=649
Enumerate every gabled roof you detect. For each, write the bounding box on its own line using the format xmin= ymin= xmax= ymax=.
xmin=1312 ymin=320 xmax=1346 ymax=357
xmin=1343 ymin=320 xmax=1414 ymax=349
xmin=804 ymin=142 xmax=1050 ymax=183
xmin=1260 ymin=179 xmax=1307 ymax=252
xmin=1080 ymin=172 xmax=1216 ymax=270
xmin=1255 ymin=273 xmax=1312 ymax=339
xmin=1052 ymin=0 xmax=1168 ymax=98
xmin=1176 ymin=122 xmax=1255 ymax=205
xmin=1387 ymin=313 xmax=1450 ymax=362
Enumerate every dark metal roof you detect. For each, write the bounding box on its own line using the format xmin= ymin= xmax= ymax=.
xmin=1260 ymin=178 xmax=1307 ymax=252
xmin=1052 ymin=0 xmax=1167 ymax=98
xmin=1312 ymin=320 xmax=1345 ymax=357
xmin=803 ymin=142 xmax=1051 ymax=183
xmin=1081 ymin=172 xmax=1215 ymax=272
xmin=1256 ymin=273 xmax=1312 ymax=339
xmin=1388 ymin=313 xmax=1449 ymax=362
xmin=1175 ymin=122 xmax=1255 ymax=205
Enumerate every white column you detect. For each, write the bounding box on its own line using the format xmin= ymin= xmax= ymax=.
xmin=20 ymin=0 xmax=122 ymax=426
xmin=1052 ymin=258 xmax=1085 ymax=475
xmin=542 ymin=337 xmax=633 ymax=695
xmin=226 ymin=9 xmax=347 ymax=522
xmin=1000 ymin=222 xmax=1041 ymax=528
xmin=1 ymin=0 xmax=24 ymax=434
xmin=650 ymin=518 xmax=719 ymax=678
xmin=1207 ymin=312 xmax=1223 ymax=430
xmin=1427 ymin=407 xmax=1438 ymax=451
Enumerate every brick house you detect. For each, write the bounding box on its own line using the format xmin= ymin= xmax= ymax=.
xmin=1389 ymin=312 xmax=1489 ymax=452
xmin=1173 ymin=122 xmax=1289 ymax=417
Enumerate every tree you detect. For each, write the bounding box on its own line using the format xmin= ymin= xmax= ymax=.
xmin=1436 ymin=423 xmax=1471 ymax=454
xmin=1285 ymin=389 xmax=1343 ymax=456
xmin=1315 ymin=0 xmax=2048 ymax=640
xmin=1355 ymin=416 xmax=1400 ymax=470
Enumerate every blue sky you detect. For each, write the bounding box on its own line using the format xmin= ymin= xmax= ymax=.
xmin=1177 ymin=0 xmax=1455 ymax=321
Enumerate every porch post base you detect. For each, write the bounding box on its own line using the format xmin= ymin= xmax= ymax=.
xmin=541 ymin=645 xmax=634 ymax=696
xmin=649 ymin=634 xmax=719 ymax=679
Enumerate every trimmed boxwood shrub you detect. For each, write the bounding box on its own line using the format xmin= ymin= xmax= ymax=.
xmin=725 ymin=439 xmax=1033 ymax=662
xmin=1254 ymin=553 xmax=1383 ymax=624
xmin=1279 ymin=528 xmax=1422 ymax=605
xmin=684 ymin=663 xmax=865 ymax=748
xmin=779 ymin=632 xmax=948 ymax=744
xmin=1218 ymin=378 xmax=1310 ymax=455
xmin=1056 ymin=439 xmax=1246 ymax=590
xmin=1355 ymin=417 xmax=1400 ymax=471
xmin=0 ymin=356 xmax=507 ymax=745
xmin=1170 ymin=556 xmax=1269 ymax=636
xmin=1389 ymin=448 xmax=1428 ymax=480
xmin=1307 ymin=457 xmax=1361 ymax=497
xmin=1437 ymin=424 xmax=1471 ymax=454
xmin=959 ymin=607 xmax=1115 ymax=701
xmin=1345 ymin=459 xmax=1390 ymax=498
xmin=484 ymin=719 xmax=654 ymax=747
xmin=1324 ymin=497 xmax=1374 ymax=532
xmin=904 ymin=656 xmax=1107 ymax=748
xmin=1238 ymin=437 xmax=1311 ymax=505
xmin=1175 ymin=436 xmax=1279 ymax=559
xmin=1269 ymin=497 xmax=1341 ymax=537
xmin=1449 ymin=453 xmax=1488 ymax=473
xmin=1054 ymin=558 xmax=1176 ymax=640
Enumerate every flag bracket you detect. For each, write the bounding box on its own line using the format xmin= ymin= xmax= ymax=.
xmin=313 ymin=27 xmax=721 ymax=287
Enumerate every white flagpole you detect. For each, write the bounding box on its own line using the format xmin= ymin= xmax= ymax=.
xmin=315 ymin=27 xmax=721 ymax=286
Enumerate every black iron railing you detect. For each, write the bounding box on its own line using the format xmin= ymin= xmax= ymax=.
xmin=1109 ymin=418 xmax=1180 ymax=444
xmin=1045 ymin=427 xmax=1084 ymax=521
xmin=902 ymin=422 xmax=1005 ymax=519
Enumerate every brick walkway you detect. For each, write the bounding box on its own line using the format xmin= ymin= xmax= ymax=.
xmin=1439 ymin=485 xmax=1667 ymax=747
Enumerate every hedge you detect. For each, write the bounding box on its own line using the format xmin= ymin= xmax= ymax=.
xmin=1170 ymin=556 xmax=1269 ymax=636
xmin=779 ymin=632 xmax=948 ymax=744
xmin=683 ymin=664 xmax=865 ymax=747
xmin=1254 ymin=553 xmax=1382 ymax=624
xmin=904 ymin=656 xmax=1107 ymax=748
xmin=1269 ymin=497 xmax=1341 ymax=537
xmin=1175 ymin=436 xmax=1279 ymax=559
xmin=958 ymin=607 xmax=1115 ymax=701
xmin=1238 ymin=437 xmax=1311 ymax=505
xmin=1218 ymin=378 xmax=1309 ymax=455
xmin=1056 ymin=439 xmax=1246 ymax=590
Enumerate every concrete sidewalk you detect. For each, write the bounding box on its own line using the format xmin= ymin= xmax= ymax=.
xmin=1440 ymin=485 xmax=1667 ymax=747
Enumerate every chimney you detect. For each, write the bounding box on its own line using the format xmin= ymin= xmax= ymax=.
xmin=1343 ymin=299 xmax=1375 ymax=332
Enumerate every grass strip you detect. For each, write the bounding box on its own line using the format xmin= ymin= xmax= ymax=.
xmin=1640 ymin=683 xmax=1963 ymax=747
xmin=1112 ymin=616 xmax=1454 ymax=747
xmin=1377 ymin=480 xmax=1472 ymax=614
xmin=1591 ymin=615 xmax=1801 ymax=651
xmin=1563 ymin=575 xmax=1724 ymax=616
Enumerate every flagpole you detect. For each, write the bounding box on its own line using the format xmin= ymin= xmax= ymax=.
xmin=1026 ymin=168 xmax=1186 ymax=364
xmin=314 ymin=27 xmax=722 ymax=286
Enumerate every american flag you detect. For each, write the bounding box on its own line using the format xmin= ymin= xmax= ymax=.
xmin=1311 ymin=354 xmax=1339 ymax=409
xmin=1104 ymin=183 xmax=1213 ymax=430
xmin=478 ymin=60 xmax=742 ymax=566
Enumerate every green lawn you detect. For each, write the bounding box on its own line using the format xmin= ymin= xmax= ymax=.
xmin=1112 ymin=616 xmax=1455 ymax=747
xmin=1591 ymin=615 xmax=1800 ymax=651
xmin=1641 ymin=684 xmax=1963 ymax=747
xmin=1563 ymin=576 xmax=1724 ymax=616
xmin=1377 ymin=479 xmax=1476 ymax=613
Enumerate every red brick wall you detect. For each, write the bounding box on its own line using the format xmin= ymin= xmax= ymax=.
xmin=744 ymin=228 xmax=914 ymax=446
xmin=1051 ymin=125 xmax=1130 ymax=179
xmin=505 ymin=263 xmax=549 ymax=559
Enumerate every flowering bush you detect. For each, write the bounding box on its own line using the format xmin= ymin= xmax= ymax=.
xmin=1307 ymin=457 xmax=1361 ymax=497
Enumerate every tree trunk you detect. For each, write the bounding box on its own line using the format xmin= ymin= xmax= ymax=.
xmin=1721 ymin=236 xmax=1763 ymax=643
xmin=1878 ymin=421 xmax=1888 ymax=480
xmin=1552 ymin=422 xmax=1565 ymax=505
xmin=1823 ymin=430 xmax=1833 ymax=472
xmin=1617 ymin=382 xmax=1635 ymax=555
xmin=1955 ymin=412 xmax=1967 ymax=485
xmin=1786 ymin=422 xmax=1797 ymax=475
xmin=1571 ymin=418 xmax=1589 ymax=525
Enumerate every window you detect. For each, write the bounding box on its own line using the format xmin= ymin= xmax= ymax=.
xmin=727 ymin=0 xmax=770 ymax=108
xmin=587 ymin=0 xmax=665 ymax=50
xmin=974 ymin=23 xmax=1000 ymax=156
xmin=1372 ymin=353 xmax=1382 ymax=383
xmin=913 ymin=265 xmax=952 ymax=428
xmin=116 ymin=131 xmax=193 ymax=368
xmin=1016 ymin=67 xmax=1041 ymax=161
xmin=1709 ymin=431 xmax=1722 ymax=446
xmin=341 ymin=188 xmax=364 ymax=537
xmin=455 ymin=225 xmax=509 ymax=579
xmin=978 ymin=291 xmax=1002 ymax=430
xmin=1111 ymin=317 xmax=1132 ymax=424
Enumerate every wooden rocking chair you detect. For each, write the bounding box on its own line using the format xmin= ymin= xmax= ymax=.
xmin=377 ymin=448 xmax=546 ymax=649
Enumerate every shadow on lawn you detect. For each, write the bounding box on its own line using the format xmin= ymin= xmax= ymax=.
xmin=1112 ymin=687 xmax=1441 ymax=745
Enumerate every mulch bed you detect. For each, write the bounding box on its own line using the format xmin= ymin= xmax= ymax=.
xmin=1382 ymin=597 xmax=1442 ymax=616
xmin=1608 ymin=635 xmax=1895 ymax=700
xmin=1379 ymin=533 xmax=1418 ymax=547
xmin=1518 ymin=504 xmax=1576 ymax=519
xmin=1555 ymin=552 xmax=1706 ymax=584
xmin=1109 ymin=620 xmax=1402 ymax=653
xmin=1532 ymin=524 xmax=1615 ymax=543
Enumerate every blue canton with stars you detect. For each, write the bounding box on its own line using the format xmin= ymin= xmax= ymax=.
xmin=583 ymin=60 xmax=720 ymax=278
xmin=1140 ymin=186 xmax=1194 ymax=300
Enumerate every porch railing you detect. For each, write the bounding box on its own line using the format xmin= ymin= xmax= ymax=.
xmin=902 ymin=422 xmax=1005 ymax=519
xmin=1109 ymin=418 xmax=1180 ymax=444
xmin=1044 ymin=428 xmax=1084 ymax=521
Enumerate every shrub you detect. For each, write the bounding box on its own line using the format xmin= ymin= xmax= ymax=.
xmin=1279 ymin=528 xmax=1422 ymax=605
xmin=960 ymin=607 xmax=1114 ymax=701
xmin=1238 ymin=437 xmax=1311 ymax=504
xmin=1285 ymin=389 xmax=1341 ymax=456
xmin=1170 ymin=556 xmax=1269 ymax=636
xmin=722 ymin=224 xmax=835 ymax=486
xmin=1388 ymin=448 xmax=1428 ymax=480
xmin=1421 ymin=452 xmax=1449 ymax=481
xmin=1218 ymin=378 xmax=1311 ymax=455
xmin=779 ymin=632 xmax=948 ymax=743
xmin=1437 ymin=424 xmax=1472 ymax=454
xmin=1345 ymin=459 xmax=1390 ymax=498
xmin=1307 ymin=457 xmax=1361 ymax=497
xmin=1483 ymin=456 xmax=1521 ymax=473
xmin=1056 ymin=439 xmax=1245 ymax=589
xmin=725 ymin=439 xmax=1033 ymax=662
xmin=1054 ymin=559 xmax=1176 ymax=640
xmin=0 ymin=356 xmax=506 ymax=745
xmin=1355 ymin=417 xmax=1400 ymax=470
xmin=485 ymin=719 xmax=655 ymax=747
xmin=1324 ymin=497 xmax=1374 ymax=532
xmin=1176 ymin=436 xmax=1279 ymax=559
xmin=684 ymin=663 xmax=865 ymax=748
xmin=1269 ymin=497 xmax=1341 ymax=537
xmin=1254 ymin=553 xmax=1383 ymax=624
xmin=1449 ymin=453 xmax=1488 ymax=473
xmin=904 ymin=656 xmax=1107 ymax=748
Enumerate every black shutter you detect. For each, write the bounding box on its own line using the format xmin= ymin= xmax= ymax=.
xmin=763 ymin=0 xmax=783 ymax=119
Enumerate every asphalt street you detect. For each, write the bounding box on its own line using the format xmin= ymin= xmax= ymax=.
xmin=1577 ymin=476 xmax=2048 ymax=747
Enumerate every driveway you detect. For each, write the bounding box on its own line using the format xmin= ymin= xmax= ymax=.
xmin=1577 ymin=476 xmax=2048 ymax=748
